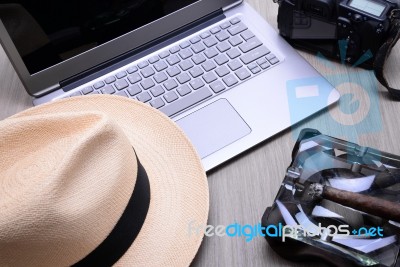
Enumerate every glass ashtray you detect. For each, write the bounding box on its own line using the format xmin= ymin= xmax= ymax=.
xmin=262 ymin=129 xmax=400 ymax=267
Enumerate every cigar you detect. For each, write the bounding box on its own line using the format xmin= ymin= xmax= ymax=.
xmin=310 ymin=183 xmax=400 ymax=223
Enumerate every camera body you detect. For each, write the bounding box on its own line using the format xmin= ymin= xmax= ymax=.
xmin=277 ymin=0 xmax=398 ymax=68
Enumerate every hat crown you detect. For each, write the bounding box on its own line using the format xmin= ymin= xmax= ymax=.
xmin=0 ymin=111 xmax=138 ymax=266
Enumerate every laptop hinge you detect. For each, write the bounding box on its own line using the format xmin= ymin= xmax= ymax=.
xmin=222 ymin=0 xmax=243 ymax=12
xmin=44 ymin=83 xmax=61 ymax=93
xmin=61 ymin=9 xmax=225 ymax=92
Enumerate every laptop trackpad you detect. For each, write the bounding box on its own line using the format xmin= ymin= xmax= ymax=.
xmin=176 ymin=99 xmax=251 ymax=159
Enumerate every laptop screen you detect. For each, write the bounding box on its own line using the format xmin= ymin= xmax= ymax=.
xmin=0 ymin=0 xmax=199 ymax=74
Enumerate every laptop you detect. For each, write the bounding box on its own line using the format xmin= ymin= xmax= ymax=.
xmin=0 ymin=0 xmax=339 ymax=171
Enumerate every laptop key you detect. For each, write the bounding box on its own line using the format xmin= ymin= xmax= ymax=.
xmin=220 ymin=22 xmax=231 ymax=29
xmin=215 ymin=31 xmax=230 ymax=42
xmin=228 ymin=59 xmax=243 ymax=71
xmin=240 ymin=46 xmax=270 ymax=64
xmin=127 ymin=85 xmax=142 ymax=96
xmin=114 ymin=79 xmax=129 ymax=90
xmin=239 ymin=37 xmax=263 ymax=53
xmin=105 ymin=76 xmax=116 ymax=84
xmin=201 ymin=60 xmax=216 ymax=72
xmin=167 ymin=66 xmax=181 ymax=77
xmin=89 ymin=91 xmax=100 ymax=95
xmin=257 ymin=57 xmax=268 ymax=65
xmin=248 ymin=62 xmax=258 ymax=70
xmin=115 ymin=90 xmax=128 ymax=98
xmin=229 ymin=36 xmax=243 ymax=46
xmin=141 ymin=66 xmax=155 ymax=78
xmin=180 ymin=41 xmax=191 ymax=49
xmin=189 ymin=66 xmax=204 ymax=78
xmin=154 ymin=72 xmax=168 ymax=83
xmin=216 ymin=41 xmax=231 ymax=53
xmin=160 ymin=87 xmax=213 ymax=117
xmin=192 ymin=54 xmax=206 ymax=65
xmin=116 ymin=71 xmax=127 ymax=79
xmin=215 ymin=65 xmax=230 ymax=77
xmin=138 ymin=61 xmax=149 ymax=69
xmin=93 ymin=81 xmax=105 ymax=89
xmin=150 ymin=98 xmax=165 ymax=109
xmin=241 ymin=30 xmax=255 ymax=41
xmin=102 ymin=85 xmax=116 ymax=94
xmin=189 ymin=78 xmax=205 ymax=90
xmin=230 ymin=17 xmax=241 ymax=25
xmin=163 ymin=79 xmax=178 ymax=91
xmin=177 ymin=85 xmax=192 ymax=96
xmin=82 ymin=86 xmax=94 ymax=95
xmin=266 ymin=53 xmax=276 ymax=61
xmin=140 ymin=79 xmax=155 ymax=90
xmin=203 ymin=72 xmax=217 ymax=84
xmin=269 ymin=57 xmax=279 ymax=65
xmin=148 ymin=56 xmax=159 ymax=64
xmin=169 ymin=46 xmax=180 ymax=54
xmin=164 ymin=91 xmax=179 ymax=103
xmin=200 ymin=32 xmax=211 ymax=39
xmin=210 ymin=80 xmax=226 ymax=93
xmin=251 ymin=66 xmax=261 ymax=74
xmin=154 ymin=60 xmax=168 ymax=72
xmin=260 ymin=62 xmax=271 ymax=69
xmin=214 ymin=54 xmax=229 ymax=65
xmin=204 ymin=47 xmax=218 ymax=59
xmin=159 ymin=51 xmax=170 ymax=59
xmin=177 ymin=73 xmax=191 ymax=84
xmin=210 ymin=27 xmax=221 ymax=34
xmin=126 ymin=66 xmax=138 ymax=74
xmin=227 ymin=47 xmax=241 ymax=59
xmin=227 ymin=22 xmax=247 ymax=35
xmin=190 ymin=36 xmax=201 ymax=44
xmin=179 ymin=60 xmax=194 ymax=71
xmin=150 ymin=85 xmax=165 ymax=97
xmin=128 ymin=73 xmax=142 ymax=84
xmin=235 ymin=68 xmax=251 ymax=80
xmin=70 ymin=91 xmax=82 ymax=97
xmin=137 ymin=92 xmax=152 ymax=103
xmin=191 ymin=42 xmax=206 ymax=54
xmin=179 ymin=49 xmax=193 ymax=60
xmin=223 ymin=74 xmax=239 ymax=87
xmin=203 ymin=36 xmax=218 ymax=48
xmin=166 ymin=55 xmax=181 ymax=66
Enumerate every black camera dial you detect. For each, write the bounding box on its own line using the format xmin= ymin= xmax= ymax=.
xmin=353 ymin=14 xmax=363 ymax=22
xmin=338 ymin=17 xmax=351 ymax=28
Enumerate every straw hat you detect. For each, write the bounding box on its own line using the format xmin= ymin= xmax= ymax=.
xmin=0 ymin=95 xmax=209 ymax=266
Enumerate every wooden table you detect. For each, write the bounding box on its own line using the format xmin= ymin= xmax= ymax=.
xmin=1 ymin=1 xmax=400 ymax=266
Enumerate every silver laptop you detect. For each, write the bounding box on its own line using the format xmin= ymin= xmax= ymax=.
xmin=0 ymin=0 xmax=339 ymax=171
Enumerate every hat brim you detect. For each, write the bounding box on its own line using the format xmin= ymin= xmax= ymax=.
xmin=12 ymin=95 xmax=209 ymax=266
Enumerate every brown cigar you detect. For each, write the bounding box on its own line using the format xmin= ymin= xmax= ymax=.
xmin=310 ymin=183 xmax=400 ymax=223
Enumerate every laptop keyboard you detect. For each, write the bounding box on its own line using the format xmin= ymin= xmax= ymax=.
xmin=68 ymin=17 xmax=280 ymax=117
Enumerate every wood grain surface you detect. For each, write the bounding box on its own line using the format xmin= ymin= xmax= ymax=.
xmin=1 ymin=1 xmax=400 ymax=266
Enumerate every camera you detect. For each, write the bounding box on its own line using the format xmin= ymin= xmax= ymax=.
xmin=276 ymin=0 xmax=399 ymax=68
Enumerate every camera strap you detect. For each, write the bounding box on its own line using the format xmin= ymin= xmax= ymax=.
xmin=373 ymin=9 xmax=400 ymax=100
